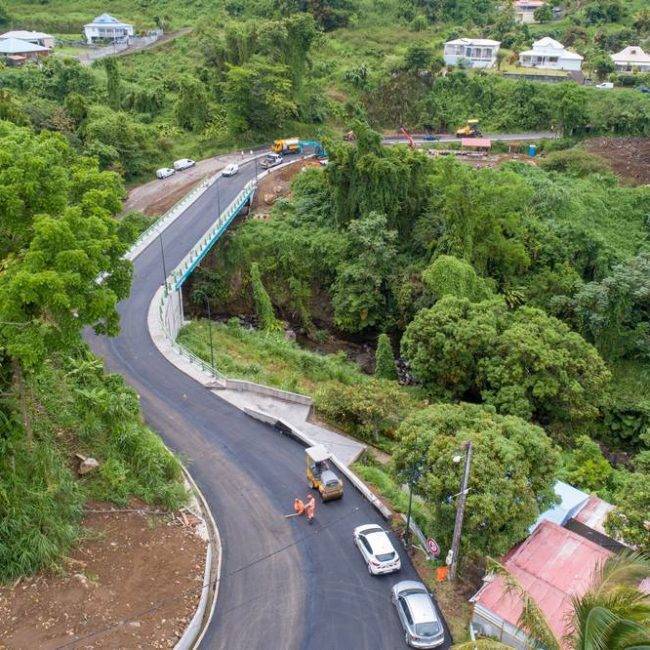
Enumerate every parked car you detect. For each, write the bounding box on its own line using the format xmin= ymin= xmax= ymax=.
xmin=173 ymin=158 xmax=196 ymax=171
xmin=222 ymin=163 xmax=239 ymax=177
xmin=595 ymin=82 xmax=614 ymax=90
xmin=260 ymin=153 xmax=283 ymax=169
xmin=391 ymin=581 xmax=445 ymax=648
xmin=353 ymin=524 xmax=401 ymax=575
xmin=156 ymin=167 xmax=175 ymax=179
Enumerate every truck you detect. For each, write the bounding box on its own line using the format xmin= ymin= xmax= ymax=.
xmin=260 ymin=153 xmax=283 ymax=169
xmin=272 ymin=138 xmax=302 ymax=155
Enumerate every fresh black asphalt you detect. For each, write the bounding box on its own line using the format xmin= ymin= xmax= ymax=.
xmin=86 ymin=158 xmax=452 ymax=649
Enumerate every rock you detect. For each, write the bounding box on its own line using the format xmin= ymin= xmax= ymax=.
xmin=78 ymin=457 xmax=99 ymax=475
xmin=73 ymin=573 xmax=88 ymax=589
xmin=284 ymin=328 xmax=296 ymax=342
xmin=128 ymin=621 xmax=141 ymax=628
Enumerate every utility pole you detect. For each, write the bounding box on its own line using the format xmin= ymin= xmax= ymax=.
xmin=449 ymin=440 xmax=473 ymax=581
xmin=205 ymin=296 xmax=215 ymax=369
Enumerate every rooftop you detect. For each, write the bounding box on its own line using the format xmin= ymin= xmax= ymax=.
xmin=446 ymin=38 xmax=501 ymax=46
xmin=0 ymin=30 xmax=53 ymax=41
xmin=520 ymin=37 xmax=584 ymax=60
xmin=0 ymin=37 xmax=49 ymax=54
xmin=612 ymin=46 xmax=650 ymax=64
xmin=86 ymin=13 xmax=132 ymax=27
xmin=473 ymin=520 xmax=611 ymax=644
xmin=531 ymin=480 xmax=590 ymax=532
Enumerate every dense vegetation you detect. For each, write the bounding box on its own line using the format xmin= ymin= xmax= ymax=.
xmin=184 ymin=121 xmax=649 ymax=560
xmin=0 ymin=0 xmax=648 ymax=182
xmin=0 ymin=122 xmax=185 ymax=581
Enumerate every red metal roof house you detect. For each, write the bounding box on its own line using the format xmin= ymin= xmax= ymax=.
xmin=471 ymin=520 xmax=612 ymax=648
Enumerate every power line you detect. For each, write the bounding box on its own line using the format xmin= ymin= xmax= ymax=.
xmin=55 ymin=504 xmax=361 ymax=648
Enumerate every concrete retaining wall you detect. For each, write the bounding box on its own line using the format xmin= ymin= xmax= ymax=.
xmin=214 ymin=378 xmax=313 ymax=406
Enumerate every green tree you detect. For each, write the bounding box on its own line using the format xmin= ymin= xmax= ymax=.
xmin=331 ymin=211 xmax=397 ymax=332
xmin=401 ymin=296 xmax=504 ymax=399
xmin=573 ymin=253 xmax=650 ymax=361
xmin=375 ymin=333 xmax=397 ymax=380
xmin=479 ymin=306 xmax=610 ymax=423
xmin=533 ymin=3 xmax=553 ymax=21
xmin=421 ymin=255 xmax=493 ymax=303
xmin=404 ymin=43 xmax=434 ymax=72
xmin=561 ymin=435 xmax=614 ymax=492
xmin=401 ymin=297 xmax=610 ymax=424
xmin=103 ymin=57 xmax=122 ymax=110
xmin=223 ymin=60 xmax=296 ymax=133
xmin=174 ymin=76 xmax=211 ymax=131
xmin=592 ymin=54 xmax=616 ymax=80
xmin=558 ymin=85 xmax=590 ymax=136
xmin=250 ymin=262 xmax=280 ymax=331
xmin=392 ymin=403 xmax=559 ymax=559
xmin=325 ymin=120 xmax=431 ymax=238
xmin=431 ymin=157 xmax=531 ymax=283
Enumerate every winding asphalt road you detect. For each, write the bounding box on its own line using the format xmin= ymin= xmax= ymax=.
xmin=86 ymin=158 xmax=452 ymax=649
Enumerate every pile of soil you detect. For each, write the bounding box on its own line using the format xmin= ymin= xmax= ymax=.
xmin=584 ymin=137 xmax=650 ymax=186
xmin=0 ymin=502 xmax=207 ymax=649
xmin=250 ymin=158 xmax=321 ymax=217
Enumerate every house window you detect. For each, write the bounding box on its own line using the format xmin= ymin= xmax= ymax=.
xmin=549 ymin=57 xmax=558 ymax=63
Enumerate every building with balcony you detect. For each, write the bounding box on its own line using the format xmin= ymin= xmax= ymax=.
xmin=84 ymin=13 xmax=134 ymax=45
xmin=519 ymin=36 xmax=583 ymax=72
xmin=443 ymin=38 xmax=501 ymax=69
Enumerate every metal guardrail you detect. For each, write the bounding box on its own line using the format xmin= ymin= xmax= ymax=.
xmin=170 ymin=180 xmax=256 ymax=290
xmin=127 ymin=174 xmax=219 ymax=260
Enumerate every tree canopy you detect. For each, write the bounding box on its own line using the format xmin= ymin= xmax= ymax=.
xmin=393 ymin=402 xmax=559 ymax=559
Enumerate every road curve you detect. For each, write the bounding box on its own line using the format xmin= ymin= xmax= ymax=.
xmin=86 ymin=158 xmax=451 ymax=649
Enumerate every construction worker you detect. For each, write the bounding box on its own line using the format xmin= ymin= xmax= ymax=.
xmin=304 ymin=493 xmax=316 ymax=524
xmin=293 ymin=498 xmax=305 ymax=516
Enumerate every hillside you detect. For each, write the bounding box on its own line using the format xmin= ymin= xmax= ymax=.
xmin=0 ymin=0 xmax=648 ymax=181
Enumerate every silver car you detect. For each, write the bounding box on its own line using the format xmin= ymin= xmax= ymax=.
xmin=353 ymin=524 xmax=401 ymax=575
xmin=391 ymin=580 xmax=444 ymax=648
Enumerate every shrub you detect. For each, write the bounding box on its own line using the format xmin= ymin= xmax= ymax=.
xmin=374 ymin=333 xmax=397 ymax=380
xmin=315 ymin=379 xmax=420 ymax=446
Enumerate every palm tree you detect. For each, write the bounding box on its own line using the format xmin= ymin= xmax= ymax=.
xmin=454 ymin=552 xmax=650 ymax=650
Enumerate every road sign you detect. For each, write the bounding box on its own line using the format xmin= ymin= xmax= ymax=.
xmin=426 ymin=538 xmax=440 ymax=557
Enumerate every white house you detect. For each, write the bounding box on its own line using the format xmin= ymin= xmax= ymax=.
xmin=0 ymin=30 xmax=54 ymax=49
xmin=519 ymin=36 xmax=583 ymax=71
xmin=443 ymin=38 xmax=501 ymax=69
xmin=611 ymin=46 xmax=650 ymax=72
xmin=513 ymin=0 xmax=546 ymax=24
xmin=83 ymin=14 xmax=134 ymax=45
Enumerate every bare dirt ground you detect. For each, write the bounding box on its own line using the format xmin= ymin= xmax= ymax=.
xmin=0 ymin=502 xmax=206 ymax=649
xmin=250 ymin=158 xmax=322 ymax=218
xmin=123 ymin=151 xmax=256 ymax=217
xmin=583 ymin=137 xmax=650 ymax=186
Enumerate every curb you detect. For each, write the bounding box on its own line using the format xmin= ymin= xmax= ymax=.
xmin=174 ymin=465 xmax=222 ymax=650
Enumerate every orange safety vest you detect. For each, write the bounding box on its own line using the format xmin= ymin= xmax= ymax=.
xmin=304 ymin=496 xmax=316 ymax=519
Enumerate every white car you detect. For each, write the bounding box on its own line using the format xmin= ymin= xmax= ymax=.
xmin=173 ymin=158 xmax=196 ymax=171
xmin=156 ymin=167 xmax=175 ymax=179
xmin=222 ymin=163 xmax=239 ymax=177
xmin=596 ymin=82 xmax=614 ymax=90
xmin=353 ymin=524 xmax=401 ymax=575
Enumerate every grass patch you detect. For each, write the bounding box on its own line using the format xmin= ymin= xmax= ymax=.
xmin=178 ymin=319 xmax=423 ymax=447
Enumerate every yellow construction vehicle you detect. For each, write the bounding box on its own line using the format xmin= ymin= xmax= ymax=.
xmin=272 ymin=138 xmax=302 ymax=154
xmin=455 ymin=119 xmax=481 ymax=137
